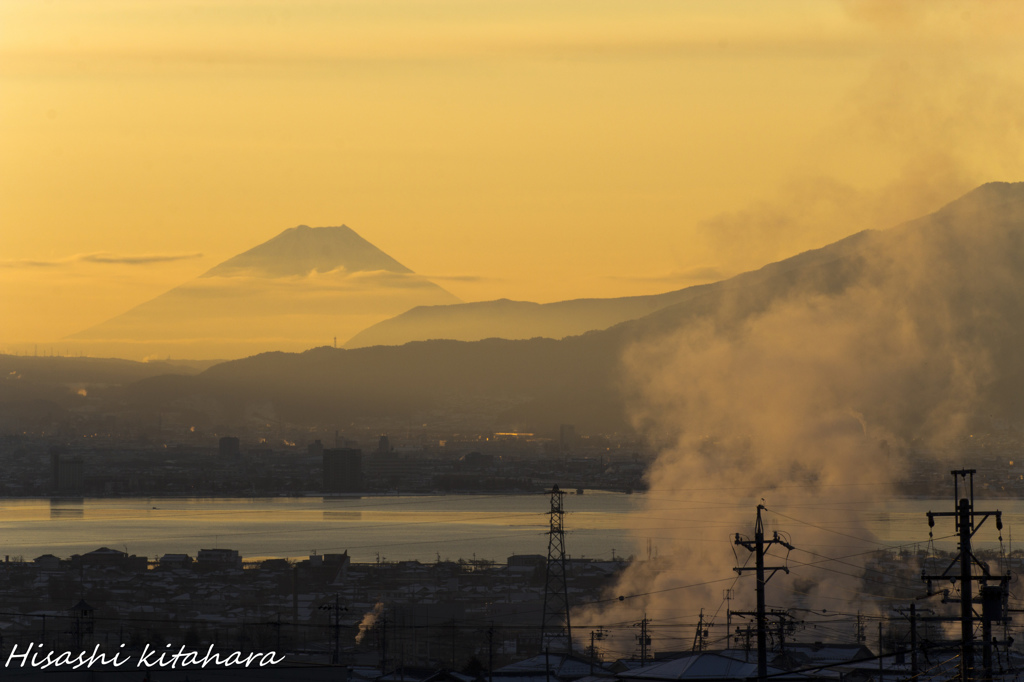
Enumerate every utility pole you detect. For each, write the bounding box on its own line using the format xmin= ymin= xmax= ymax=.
xmin=981 ymin=585 xmax=1005 ymax=682
xmin=541 ymin=485 xmax=573 ymax=654
xmin=724 ymin=589 xmax=733 ymax=638
xmin=588 ymin=628 xmax=607 ymax=674
xmin=693 ymin=609 xmax=708 ymax=652
xmin=878 ymin=621 xmax=884 ymax=682
xmin=895 ymin=603 xmax=922 ymax=681
xmin=772 ymin=610 xmax=795 ymax=653
xmin=735 ymin=623 xmax=752 ymax=660
xmin=488 ymin=624 xmax=495 ymax=682
xmin=380 ymin=612 xmax=388 ymax=673
xmin=634 ymin=614 xmax=651 ymax=666
xmin=731 ymin=611 xmax=796 ymax=656
xmin=335 ymin=595 xmax=341 ymax=665
xmin=318 ymin=595 xmax=346 ymax=664
xmin=734 ymin=504 xmax=794 ymax=682
xmin=910 ymin=603 xmax=917 ymax=681
xmin=921 ymin=469 xmax=1011 ymax=682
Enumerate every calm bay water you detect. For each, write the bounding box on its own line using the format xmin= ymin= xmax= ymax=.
xmin=0 ymin=492 xmax=646 ymax=563
xmin=2 ymin=492 xmax=1022 ymax=563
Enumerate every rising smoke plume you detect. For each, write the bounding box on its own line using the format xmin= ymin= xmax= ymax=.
xmin=574 ymin=182 xmax=1024 ymax=653
xmin=355 ymin=601 xmax=385 ymax=644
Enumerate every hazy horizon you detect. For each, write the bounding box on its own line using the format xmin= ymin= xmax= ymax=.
xmin=4 ymin=1 xmax=1024 ymax=350
xmin=0 ymin=180 xmax=1013 ymax=360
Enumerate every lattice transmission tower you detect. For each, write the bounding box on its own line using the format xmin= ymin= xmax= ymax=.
xmin=541 ymin=484 xmax=573 ymax=653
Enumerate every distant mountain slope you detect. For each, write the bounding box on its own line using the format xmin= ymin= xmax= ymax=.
xmin=124 ymin=336 xmax=627 ymax=432
xmin=117 ymin=182 xmax=1024 ymax=435
xmin=0 ymin=354 xmax=209 ymax=430
xmin=619 ymin=181 xmax=1023 ymax=342
xmin=344 ymin=229 xmax=879 ymax=349
xmin=67 ymin=225 xmax=459 ymax=360
xmin=343 ymin=289 xmax=716 ymax=348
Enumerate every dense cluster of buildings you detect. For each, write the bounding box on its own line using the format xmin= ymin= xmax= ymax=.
xmin=0 ymin=546 xmax=627 ymax=673
xmin=0 ymin=427 xmax=649 ymax=497
xmin=4 ymin=425 xmax=1024 ymax=500
xmin=4 ymin=544 xmax=1024 ymax=680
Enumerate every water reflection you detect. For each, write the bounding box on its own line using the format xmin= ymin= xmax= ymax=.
xmin=4 ymin=492 xmax=642 ymax=561
xmin=323 ymin=511 xmax=362 ymax=521
xmin=49 ymin=498 xmax=84 ymax=519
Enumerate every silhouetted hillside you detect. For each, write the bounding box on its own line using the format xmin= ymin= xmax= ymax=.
xmin=122 ymin=337 xmax=626 ymax=432
xmin=0 ymin=355 xmax=209 ymax=430
xmin=106 ymin=182 xmax=1024 ymax=435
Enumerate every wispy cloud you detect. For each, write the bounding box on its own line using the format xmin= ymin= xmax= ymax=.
xmin=420 ymin=273 xmax=494 ymax=284
xmin=608 ymin=265 xmax=728 ymax=285
xmin=0 ymin=252 xmax=203 ymax=268
xmin=80 ymin=253 xmax=203 ymax=265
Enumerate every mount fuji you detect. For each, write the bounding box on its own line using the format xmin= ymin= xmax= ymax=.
xmin=67 ymin=225 xmax=459 ymax=360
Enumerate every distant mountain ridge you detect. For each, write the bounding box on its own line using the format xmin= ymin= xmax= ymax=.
xmin=343 ymin=289 xmax=716 ymax=348
xmin=345 ymin=227 xmax=878 ymax=349
xmin=115 ymin=182 xmax=1024 ymax=435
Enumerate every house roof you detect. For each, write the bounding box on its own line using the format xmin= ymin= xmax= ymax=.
xmin=616 ymin=652 xmax=805 ymax=681
xmin=497 ymin=653 xmax=606 ymax=679
xmin=85 ymin=546 xmax=127 ymax=556
xmin=776 ymin=644 xmax=873 ymax=666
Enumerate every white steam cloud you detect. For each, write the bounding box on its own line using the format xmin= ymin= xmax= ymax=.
xmin=575 ymin=183 xmax=1024 ymax=652
xmin=355 ymin=601 xmax=384 ymax=644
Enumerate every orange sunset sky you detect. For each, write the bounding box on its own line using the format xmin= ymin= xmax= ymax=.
xmin=2 ymin=0 xmax=1023 ymax=350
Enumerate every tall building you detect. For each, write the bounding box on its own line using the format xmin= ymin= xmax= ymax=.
xmin=323 ymin=448 xmax=362 ymax=493
xmin=51 ymin=450 xmax=84 ymax=493
xmin=197 ymin=548 xmax=242 ymax=570
xmin=219 ymin=436 xmax=240 ymax=457
xmin=559 ymin=424 xmax=577 ymax=453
